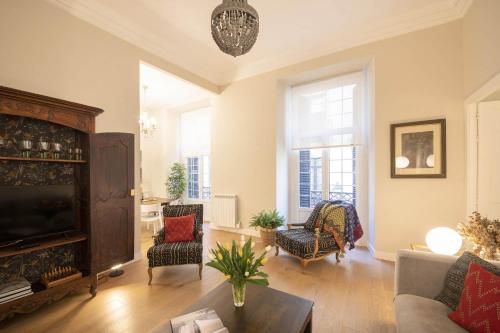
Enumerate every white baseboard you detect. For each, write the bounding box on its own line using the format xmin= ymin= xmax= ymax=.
xmin=209 ymin=224 xmax=260 ymax=238
xmin=367 ymin=242 xmax=396 ymax=262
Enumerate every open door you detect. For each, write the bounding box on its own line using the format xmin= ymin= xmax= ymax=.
xmin=89 ymin=133 xmax=135 ymax=285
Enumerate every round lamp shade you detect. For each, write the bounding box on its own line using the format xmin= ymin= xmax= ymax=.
xmin=425 ymin=227 xmax=462 ymax=255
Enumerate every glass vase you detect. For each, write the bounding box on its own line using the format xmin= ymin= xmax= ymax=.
xmin=231 ymin=281 xmax=246 ymax=307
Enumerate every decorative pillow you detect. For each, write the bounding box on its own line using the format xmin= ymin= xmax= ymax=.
xmin=435 ymin=252 xmax=500 ymax=310
xmin=321 ymin=205 xmax=346 ymax=251
xmin=448 ymin=262 xmax=500 ymax=333
xmin=164 ymin=214 xmax=195 ymax=243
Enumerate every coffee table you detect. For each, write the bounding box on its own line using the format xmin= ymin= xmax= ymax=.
xmin=151 ymin=282 xmax=313 ymax=333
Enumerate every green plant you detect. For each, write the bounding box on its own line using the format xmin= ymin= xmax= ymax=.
xmin=166 ymin=162 xmax=186 ymax=200
xmin=250 ymin=210 xmax=285 ymax=229
xmin=206 ymin=239 xmax=270 ymax=287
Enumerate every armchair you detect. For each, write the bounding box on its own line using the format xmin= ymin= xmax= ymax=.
xmin=147 ymin=204 xmax=203 ymax=285
xmin=275 ymin=201 xmax=341 ymax=268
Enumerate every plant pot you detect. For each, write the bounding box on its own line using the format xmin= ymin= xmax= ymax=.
xmin=232 ymin=281 xmax=246 ymax=307
xmin=260 ymin=228 xmax=277 ymax=247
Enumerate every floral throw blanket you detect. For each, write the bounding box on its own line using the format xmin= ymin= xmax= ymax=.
xmin=310 ymin=200 xmax=364 ymax=251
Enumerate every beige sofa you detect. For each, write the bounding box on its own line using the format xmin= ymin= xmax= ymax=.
xmin=394 ymin=250 xmax=500 ymax=333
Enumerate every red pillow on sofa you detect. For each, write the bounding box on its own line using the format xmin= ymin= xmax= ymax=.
xmin=164 ymin=214 xmax=195 ymax=243
xmin=448 ymin=262 xmax=500 ymax=333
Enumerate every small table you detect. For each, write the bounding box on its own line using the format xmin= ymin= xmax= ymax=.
xmin=141 ymin=197 xmax=173 ymax=206
xmin=152 ymin=282 xmax=313 ymax=333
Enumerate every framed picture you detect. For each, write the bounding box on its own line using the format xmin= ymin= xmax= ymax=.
xmin=390 ymin=119 xmax=446 ymax=178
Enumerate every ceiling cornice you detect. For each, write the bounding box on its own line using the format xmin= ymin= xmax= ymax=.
xmin=46 ymin=0 xmax=226 ymax=86
xmin=227 ymin=0 xmax=475 ymax=83
xmin=46 ymin=0 xmax=474 ymax=87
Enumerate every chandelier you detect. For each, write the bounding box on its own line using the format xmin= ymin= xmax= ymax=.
xmin=211 ymin=0 xmax=259 ymax=57
xmin=140 ymin=86 xmax=158 ymax=137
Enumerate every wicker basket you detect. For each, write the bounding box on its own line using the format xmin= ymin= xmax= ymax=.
xmin=260 ymin=228 xmax=277 ymax=247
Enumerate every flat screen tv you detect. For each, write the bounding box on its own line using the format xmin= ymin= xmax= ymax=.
xmin=0 ymin=185 xmax=76 ymax=244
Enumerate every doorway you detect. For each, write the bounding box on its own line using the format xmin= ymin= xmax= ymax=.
xmin=138 ymin=62 xmax=215 ymax=246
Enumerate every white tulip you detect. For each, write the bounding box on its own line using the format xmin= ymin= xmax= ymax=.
xmin=265 ymin=245 xmax=272 ymax=252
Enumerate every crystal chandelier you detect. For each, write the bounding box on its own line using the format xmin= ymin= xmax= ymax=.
xmin=140 ymin=86 xmax=158 ymax=137
xmin=211 ymin=0 xmax=259 ymax=57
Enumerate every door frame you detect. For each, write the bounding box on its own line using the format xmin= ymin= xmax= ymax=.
xmin=465 ymin=71 xmax=500 ymax=216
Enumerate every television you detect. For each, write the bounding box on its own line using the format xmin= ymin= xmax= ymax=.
xmin=0 ymin=185 xmax=76 ymax=244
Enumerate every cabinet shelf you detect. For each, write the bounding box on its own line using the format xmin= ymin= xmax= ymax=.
xmin=0 ymin=156 xmax=86 ymax=164
xmin=0 ymin=233 xmax=88 ymax=258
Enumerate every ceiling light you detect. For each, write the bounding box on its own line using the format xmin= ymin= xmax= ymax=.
xmin=211 ymin=0 xmax=259 ymax=57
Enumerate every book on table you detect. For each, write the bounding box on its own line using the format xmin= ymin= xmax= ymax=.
xmin=170 ymin=308 xmax=229 ymax=333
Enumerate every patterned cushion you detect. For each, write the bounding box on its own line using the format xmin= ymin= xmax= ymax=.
xmin=164 ymin=214 xmax=195 ymax=243
xmin=321 ymin=204 xmax=346 ymax=251
xmin=436 ymin=252 xmax=500 ymax=310
xmin=276 ymin=228 xmax=339 ymax=259
xmin=448 ymin=262 xmax=500 ymax=333
xmin=147 ymin=241 xmax=202 ymax=267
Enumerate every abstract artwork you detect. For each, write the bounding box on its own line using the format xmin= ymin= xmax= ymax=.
xmin=391 ymin=119 xmax=446 ymax=178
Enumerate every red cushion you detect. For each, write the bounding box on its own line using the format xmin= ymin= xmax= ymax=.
xmin=164 ymin=214 xmax=195 ymax=243
xmin=448 ymin=262 xmax=500 ymax=333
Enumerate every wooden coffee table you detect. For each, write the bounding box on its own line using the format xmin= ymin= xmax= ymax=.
xmin=151 ymin=282 xmax=313 ymax=333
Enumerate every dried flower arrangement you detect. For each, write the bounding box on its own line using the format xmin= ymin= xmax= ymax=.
xmin=458 ymin=212 xmax=500 ymax=260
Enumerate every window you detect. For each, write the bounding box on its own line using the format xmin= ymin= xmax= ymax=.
xmin=187 ymin=157 xmax=199 ymax=199
xmin=299 ymin=149 xmax=323 ymax=208
xmin=292 ymin=72 xmax=364 ymax=210
xmin=181 ymin=108 xmax=211 ymax=201
xmin=329 ymin=147 xmax=356 ymax=205
xmin=187 ymin=156 xmax=210 ymax=200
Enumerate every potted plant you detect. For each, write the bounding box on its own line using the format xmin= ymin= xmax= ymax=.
xmin=165 ymin=162 xmax=186 ymax=204
xmin=250 ymin=210 xmax=285 ymax=247
xmin=206 ymin=238 xmax=270 ymax=307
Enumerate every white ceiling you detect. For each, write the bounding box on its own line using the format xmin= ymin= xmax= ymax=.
xmin=140 ymin=62 xmax=214 ymax=110
xmin=49 ymin=0 xmax=472 ymax=86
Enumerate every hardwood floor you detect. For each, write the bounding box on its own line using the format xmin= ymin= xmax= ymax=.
xmin=0 ymin=225 xmax=396 ymax=333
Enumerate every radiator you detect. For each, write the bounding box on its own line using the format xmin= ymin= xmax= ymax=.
xmin=211 ymin=194 xmax=237 ymax=228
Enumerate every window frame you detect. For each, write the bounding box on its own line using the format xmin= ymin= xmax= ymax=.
xmin=186 ymin=155 xmax=211 ymax=201
xmin=298 ymin=147 xmax=357 ymax=210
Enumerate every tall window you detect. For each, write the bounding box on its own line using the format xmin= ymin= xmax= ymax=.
xmin=181 ymin=108 xmax=211 ymax=200
xmin=187 ymin=156 xmax=210 ymax=200
xmin=292 ymin=72 xmax=364 ymax=209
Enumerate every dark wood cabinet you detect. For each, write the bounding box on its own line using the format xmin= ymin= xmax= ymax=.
xmin=0 ymin=85 xmax=135 ymax=320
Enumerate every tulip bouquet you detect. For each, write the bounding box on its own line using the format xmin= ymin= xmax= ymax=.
xmin=206 ymin=238 xmax=270 ymax=307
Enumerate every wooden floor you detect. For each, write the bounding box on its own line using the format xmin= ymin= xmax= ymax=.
xmin=0 ymin=225 xmax=396 ymax=333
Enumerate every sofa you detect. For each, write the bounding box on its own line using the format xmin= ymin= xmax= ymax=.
xmin=394 ymin=249 xmax=500 ymax=333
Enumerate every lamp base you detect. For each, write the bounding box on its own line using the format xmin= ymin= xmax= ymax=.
xmin=109 ymin=269 xmax=124 ymax=278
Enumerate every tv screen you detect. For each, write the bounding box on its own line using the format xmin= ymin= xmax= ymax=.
xmin=0 ymin=185 xmax=75 ymax=243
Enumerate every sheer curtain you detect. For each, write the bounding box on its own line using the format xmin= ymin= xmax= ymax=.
xmin=290 ymin=72 xmax=365 ymax=150
xmin=180 ymin=107 xmax=211 ymax=157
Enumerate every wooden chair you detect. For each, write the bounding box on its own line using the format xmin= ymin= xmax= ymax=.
xmin=146 ymin=204 xmax=203 ymax=285
xmin=275 ymin=201 xmax=341 ymax=268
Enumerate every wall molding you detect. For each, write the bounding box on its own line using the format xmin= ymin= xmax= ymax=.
xmin=46 ymin=0 xmax=473 ymax=86
xmin=368 ymin=242 xmax=396 ymax=262
xmin=209 ymin=224 xmax=260 ymax=238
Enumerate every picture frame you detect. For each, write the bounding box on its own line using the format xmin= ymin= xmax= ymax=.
xmin=390 ymin=119 xmax=446 ymax=178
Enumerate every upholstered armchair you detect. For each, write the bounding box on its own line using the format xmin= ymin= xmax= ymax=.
xmin=275 ymin=201 xmax=341 ymax=268
xmin=147 ymin=204 xmax=203 ymax=285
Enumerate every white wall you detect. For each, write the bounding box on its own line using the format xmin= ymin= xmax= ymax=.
xmin=212 ymin=21 xmax=466 ymax=260
xmin=0 ymin=0 xmax=218 ymax=262
xmin=140 ymin=108 xmax=179 ymax=198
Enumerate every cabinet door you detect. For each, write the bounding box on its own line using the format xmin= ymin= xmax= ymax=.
xmin=89 ymin=133 xmax=134 ymax=274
